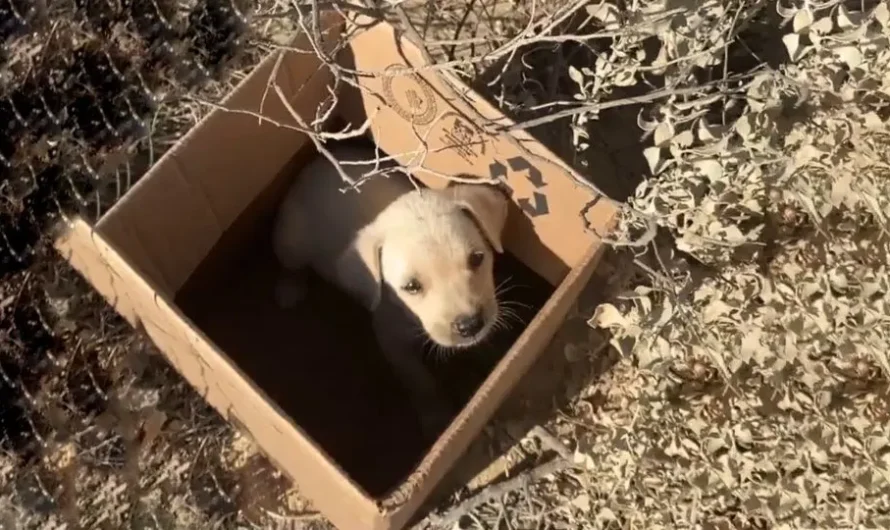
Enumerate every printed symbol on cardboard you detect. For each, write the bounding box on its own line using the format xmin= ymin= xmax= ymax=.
xmin=488 ymin=156 xmax=550 ymax=218
xmin=439 ymin=111 xmax=486 ymax=164
xmin=382 ymin=64 xmax=437 ymax=126
xmin=489 ymin=160 xmax=508 ymax=180
xmin=518 ymin=192 xmax=550 ymax=217
xmin=507 ymin=156 xmax=545 ymax=187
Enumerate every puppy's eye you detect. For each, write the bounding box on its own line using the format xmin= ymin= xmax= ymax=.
xmin=468 ymin=251 xmax=485 ymax=270
xmin=402 ymin=279 xmax=423 ymax=294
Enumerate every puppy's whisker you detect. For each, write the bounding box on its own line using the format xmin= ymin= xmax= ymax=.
xmin=499 ymin=305 xmax=521 ymax=318
xmin=427 ymin=341 xmax=456 ymax=365
xmin=501 ymin=308 xmax=526 ymax=325
xmin=495 ymin=276 xmax=514 ymax=293
xmin=433 ymin=343 xmax=443 ymax=360
xmin=494 ymin=306 xmax=526 ymax=331
xmin=495 ymin=284 xmax=520 ymax=298
xmin=491 ymin=318 xmax=510 ymax=333
xmin=418 ymin=330 xmax=443 ymax=362
xmin=494 ymin=300 xmax=513 ymax=332
xmin=500 ymin=299 xmax=534 ymax=311
xmin=494 ymin=277 xmax=531 ymax=299
xmin=489 ymin=304 xmax=510 ymax=333
xmin=495 ymin=294 xmax=532 ymax=315
xmin=425 ymin=341 xmax=441 ymax=362
xmin=493 ymin=315 xmax=514 ymax=332
xmin=497 ymin=318 xmax=511 ymax=331
xmin=431 ymin=343 xmax=460 ymax=363
xmin=489 ymin=302 xmax=503 ymax=332
xmin=414 ymin=328 xmax=434 ymax=353
xmin=497 ymin=275 xmax=513 ymax=284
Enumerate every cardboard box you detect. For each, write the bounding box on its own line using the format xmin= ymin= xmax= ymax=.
xmin=53 ymin=13 xmax=617 ymax=530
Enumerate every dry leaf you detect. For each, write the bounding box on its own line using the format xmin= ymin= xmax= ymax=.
xmin=876 ymin=2 xmax=890 ymax=26
xmin=643 ymin=146 xmax=667 ymax=175
xmin=810 ymin=17 xmax=834 ymax=34
xmin=589 ymin=303 xmax=627 ymax=329
xmin=835 ymin=46 xmax=864 ymax=68
xmin=587 ymin=3 xmax=621 ymax=31
xmin=793 ymin=8 xmax=814 ymax=33
xmin=654 ymin=121 xmax=675 ymax=146
xmin=571 ymin=494 xmax=592 ymax=513
xmin=568 ymin=65 xmax=584 ymax=87
xmin=783 ymin=33 xmax=801 ymax=60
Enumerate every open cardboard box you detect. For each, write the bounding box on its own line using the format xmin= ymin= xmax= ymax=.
xmin=53 ymin=13 xmax=618 ymax=530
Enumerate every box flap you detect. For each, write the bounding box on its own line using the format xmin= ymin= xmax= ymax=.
xmin=95 ymin=15 xmax=343 ymax=295
xmin=337 ymin=19 xmax=617 ymax=286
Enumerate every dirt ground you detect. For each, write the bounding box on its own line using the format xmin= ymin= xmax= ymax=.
xmin=2 ymin=0 xmax=890 ymax=529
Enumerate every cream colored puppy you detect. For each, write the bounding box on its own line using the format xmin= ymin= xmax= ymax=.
xmin=272 ymin=143 xmax=509 ymax=439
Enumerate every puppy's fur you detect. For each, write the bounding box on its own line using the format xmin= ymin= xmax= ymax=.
xmin=272 ymin=143 xmax=509 ymax=438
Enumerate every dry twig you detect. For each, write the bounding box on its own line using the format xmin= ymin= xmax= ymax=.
xmin=430 ymin=458 xmax=576 ymax=528
xmin=505 ymin=77 xmax=755 ymax=132
xmin=529 ymin=425 xmax=573 ymax=460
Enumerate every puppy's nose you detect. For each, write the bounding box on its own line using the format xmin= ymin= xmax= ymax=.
xmin=453 ymin=311 xmax=485 ymax=338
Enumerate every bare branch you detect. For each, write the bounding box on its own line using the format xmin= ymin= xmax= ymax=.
xmin=505 ymin=78 xmax=755 ymax=133
xmin=431 ymin=458 xmax=576 ymax=528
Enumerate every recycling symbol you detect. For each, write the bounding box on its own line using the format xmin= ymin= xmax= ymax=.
xmin=488 ymin=156 xmax=549 ymax=217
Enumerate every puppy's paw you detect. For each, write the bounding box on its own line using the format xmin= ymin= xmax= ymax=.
xmin=275 ymin=276 xmax=307 ymax=309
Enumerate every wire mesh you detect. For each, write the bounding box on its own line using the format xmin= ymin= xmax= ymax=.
xmin=0 ymin=1 xmax=305 ymax=527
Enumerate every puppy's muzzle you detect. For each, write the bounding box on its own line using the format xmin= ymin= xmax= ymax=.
xmin=452 ymin=311 xmax=485 ymax=338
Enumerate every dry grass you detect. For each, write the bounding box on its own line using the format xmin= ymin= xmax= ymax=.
xmin=1 ymin=0 xmax=889 ymax=529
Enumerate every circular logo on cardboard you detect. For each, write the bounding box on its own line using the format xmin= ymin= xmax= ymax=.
xmin=382 ymin=64 xmax=437 ymax=126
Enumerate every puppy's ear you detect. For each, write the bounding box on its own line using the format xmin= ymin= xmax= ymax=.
xmin=339 ymin=224 xmax=384 ymax=310
xmin=449 ymin=184 xmax=509 ymax=253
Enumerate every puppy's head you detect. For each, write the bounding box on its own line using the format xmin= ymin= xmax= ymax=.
xmin=353 ymin=183 xmax=509 ymax=348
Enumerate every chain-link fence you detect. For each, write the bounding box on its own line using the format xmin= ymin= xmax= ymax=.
xmin=0 ymin=1 xmax=311 ymax=527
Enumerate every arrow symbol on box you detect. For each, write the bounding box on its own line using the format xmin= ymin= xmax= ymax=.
xmin=507 ymin=156 xmax=545 ymax=188
xmin=518 ymin=192 xmax=549 ymax=217
xmin=489 ymin=160 xmax=508 ymax=180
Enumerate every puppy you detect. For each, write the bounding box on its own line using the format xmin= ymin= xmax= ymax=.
xmin=272 ymin=143 xmax=509 ymax=440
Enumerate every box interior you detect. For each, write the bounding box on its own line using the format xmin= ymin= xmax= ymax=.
xmin=173 ymin=138 xmax=554 ymax=498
